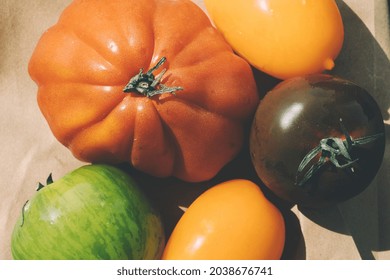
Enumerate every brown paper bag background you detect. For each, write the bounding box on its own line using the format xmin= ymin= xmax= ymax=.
xmin=1 ymin=0 xmax=389 ymax=260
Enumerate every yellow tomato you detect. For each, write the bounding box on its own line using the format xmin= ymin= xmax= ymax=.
xmin=162 ymin=180 xmax=285 ymax=260
xmin=204 ymin=0 xmax=344 ymax=80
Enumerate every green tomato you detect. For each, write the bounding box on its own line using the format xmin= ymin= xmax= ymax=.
xmin=11 ymin=164 xmax=165 ymax=260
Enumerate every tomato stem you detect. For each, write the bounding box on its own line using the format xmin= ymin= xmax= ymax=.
xmin=123 ymin=57 xmax=183 ymax=97
xmin=295 ymin=118 xmax=384 ymax=187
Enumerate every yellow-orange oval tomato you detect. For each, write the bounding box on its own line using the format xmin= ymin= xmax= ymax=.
xmin=162 ymin=180 xmax=285 ymax=260
xmin=204 ymin=0 xmax=344 ymax=79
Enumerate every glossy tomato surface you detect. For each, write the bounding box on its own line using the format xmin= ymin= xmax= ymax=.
xmin=250 ymin=75 xmax=385 ymax=208
xmin=11 ymin=164 xmax=165 ymax=260
xmin=162 ymin=180 xmax=285 ymax=260
xmin=204 ymin=0 xmax=344 ymax=79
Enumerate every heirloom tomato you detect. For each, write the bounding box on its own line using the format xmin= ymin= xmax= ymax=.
xmin=250 ymin=75 xmax=385 ymax=208
xmin=11 ymin=164 xmax=165 ymax=260
xmin=29 ymin=0 xmax=259 ymax=182
xmin=204 ymin=0 xmax=344 ymax=79
xmin=162 ymin=180 xmax=285 ymax=260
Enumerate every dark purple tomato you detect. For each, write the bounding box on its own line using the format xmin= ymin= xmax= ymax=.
xmin=250 ymin=74 xmax=385 ymax=208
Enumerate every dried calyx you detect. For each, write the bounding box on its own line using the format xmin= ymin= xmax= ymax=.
xmin=123 ymin=57 xmax=183 ymax=98
xmin=36 ymin=173 xmax=53 ymax=191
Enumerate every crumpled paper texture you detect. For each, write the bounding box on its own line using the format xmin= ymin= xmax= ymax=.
xmin=0 ymin=0 xmax=389 ymax=260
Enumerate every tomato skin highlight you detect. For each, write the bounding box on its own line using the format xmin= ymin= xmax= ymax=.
xmin=11 ymin=164 xmax=165 ymax=260
xmin=204 ymin=0 xmax=344 ymax=80
xmin=162 ymin=180 xmax=285 ymax=260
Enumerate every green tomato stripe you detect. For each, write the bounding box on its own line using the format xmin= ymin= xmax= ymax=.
xmin=12 ymin=164 xmax=163 ymax=260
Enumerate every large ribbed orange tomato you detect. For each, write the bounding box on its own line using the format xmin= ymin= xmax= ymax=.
xmin=162 ymin=180 xmax=285 ymax=260
xmin=29 ymin=0 xmax=259 ymax=182
xmin=204 ymin=0 xmax=344 ymax=80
